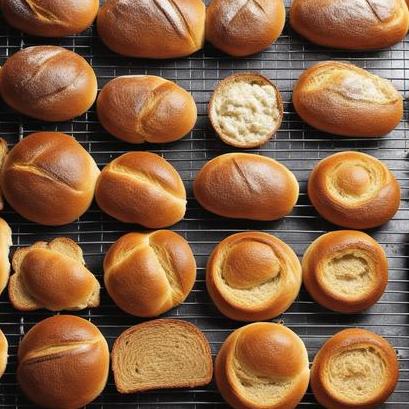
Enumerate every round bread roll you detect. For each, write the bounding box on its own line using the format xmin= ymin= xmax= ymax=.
xmin=0 ymin=139 xmax=8 ymax=211
xmin=209 ymin=73 xmax=283 ymax=148
xmin=17 ymin=315 xmax=109 ymax=409
xmin=206 ymin=0 xmax=285 ymax=56
xmin=216 ymin=322 xmax=310 ymax=409
xmin=0 ymin=46 xmax=97 ymax=121
xmin=95 ymin=152 xmax=186 ymax=228
xmin=1 ymin=0 xmax=99 ymax=37
xmin=308 ymin=151 xmax=401 ymax=229
xmin=290 ymin=0 xmax=409 ymax=50
xmin=193 ymin=153 xmax=299 ymax=221
xmin=0 ymin=329 xmax=8 ymax=379
xmin=302 ymin=231 xmax=388 ymax=313
xmin=293 ymin=61 xmax=403 ymax=137
xmin=97 ymin=0 xmax=205 ymax=59
xmin=1 ymin=132 xmax=100 ymax=226
xmin=207 ymin=232 xmax=302 ymax=321
xmin=0 ymin=218 xmax=12 ymax=297
xmin=311 ymin=328 xmax=399 ymax=409
xmin=97 ymin=75 xmax=197 ymax=144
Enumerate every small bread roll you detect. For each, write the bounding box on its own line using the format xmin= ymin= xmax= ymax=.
xmin=193 ymin=153 xmax=299 ymax=221
xmin=209 ymin=73 xmax=283 ymax=148
xmin=9 ymin=238 xmax=100 ymax=311
xmin=95 ymin=152 xmax=186 ymax=228
xmin=0 ymin=329 xmax=8 ymax=379
xmin=97 ymin=0 xmax=205 ymax=59
xmin=293 ymin=61 xmax=403 ymax=137
xmin=216 ymin=322 xmax=310 ymax=409
xmin=0 ymin=139 xmax=8 ymax=210
xmin=0 ymin=46 xmax=97 ymax=121
xmin=311 ymin=328 xmax=399 ymax=409
xmin=308 ymin=151 xmax=401 ymax=229
xmin=1 ymin=0 xmax=99 ymax=37
xmin=1 ymin=132 xmax=100 ymax=226
xmin=206 ymin=0 xmax=285 ymax=56
xmin=0 ymin=218 xmax=12 ymax=297
xmin=17 ymin=315 xmax=109 ymax=409
xmin=104 ymin=230 xmax=196 ymax=317
xmin=207 ymin=232 xmax=301 ymax=321
xmin=97 ymin=76 xmax=197 ymax=144
xmin=302 ymin=231 xmax=388 ymax=313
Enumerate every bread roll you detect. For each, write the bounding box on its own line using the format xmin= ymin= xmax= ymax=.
xmin=311 ymin=328 xmax=399 ymax=409
xmin=97 ymin=0 xmax=205 ymax=59
xmin=1 ymin=132 xmax=100 ymax=226
xmin=308 ymin=151 xmax=400 ymax=229
xmin=9 ymin=238 xmax=100 ymax=311
xmin=216 ymin=322 xmax=309 ymax=409
xmin=293 ymin=61 xmax=403 ymax=137
xmin=95 ymin=152 xmax=186 ymax=228
xmin=0 ymin=46 xmax=97 ymax=121
xmin=206 ymin=0 xmax=285 ymax=56
xmin=193 ymin=153 xmax=299 ymax=221
xmin=0 ymin=218 xmax=11 ymax=298
xmin=209 ymin=73 xmax=283 ymax=148
xmin=97 ymin=75 xmax=197 ymax=144
xmin=1 ymin=0 xmax=99 ymax=37
xmin=0 ymin=329 xmax=8 ymax=379
xmin=302 ymin=231 xmax=388 ymax=313
xmin=0 ymin=139 xmax=8 ymax=210
xmin=112 ymin=319 xmax=213 ymax=393
xmin=104 ymin=230 xmax=196 ymax=317
xmin=207 ymin=232 xmax=301 ymax=321
xmin=17 ymin=315 xmax=109 ymax=409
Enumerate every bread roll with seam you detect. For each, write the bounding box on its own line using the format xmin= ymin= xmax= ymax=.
xmin=0 ymin=218 xmax=12 ymax=297
xmin=0 ymin=329 xmax=7 ymax=379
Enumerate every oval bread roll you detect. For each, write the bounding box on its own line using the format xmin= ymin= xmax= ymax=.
xmin=0 ymin=218 xmax=12 ymax=297
xmin=311 ymin=328 xmax=399 ymax=409
xmin=193 ymin=153 xmax=299 ymax=221
xmin=0 ymin=329 xmax=8 ymax=379
xmin=293 ymin=61 xmax=403 ymax=137
xmin=97 ymin=76 xmax=197 ymax=144
xmin=0 ymin=139 xmax=8 ymax=211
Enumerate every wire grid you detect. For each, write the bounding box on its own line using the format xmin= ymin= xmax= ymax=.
xmin=0 ymin=1 xmax=409 ymax=408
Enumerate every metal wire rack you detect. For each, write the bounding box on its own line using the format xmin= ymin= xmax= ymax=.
xmin=0 ymin=1 xmax=409 ymax=408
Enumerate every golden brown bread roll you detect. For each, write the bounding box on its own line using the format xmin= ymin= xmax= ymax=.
xmin=17 ymin=315 xmax=109 ymax=409
xmin=104 ymin=230 xmax=196 ymax=317
xmin=302 ymin=231 xmax=388 ymax=313
xmin=290 ymin=0 xmax=409 ymax=50
xmin=206 ymin=0 xmax=285 ymax=56
xmin=209 ymin=73 xmax=283 ymax=148
xmin=311 ymin=328 xmax=399 ymax=409
xmin=308 ymin=151 xmax=401 ymax=229
xmin=193 ymin=153 xmax=299 ymax=221
xmin=97 ymin=75 xmax=197 ymax=144
xmin=293 ymin=61 xmax=403 ymax=137
xmin=9 ymin=238 xmax=100 ymax=311
xmin=0 ymin=218 xmax=12 ymax=297
xmin=0 ymin=329 xmax=8 ymax=379
xmin=0 ymin=46 xmax=97 ymax=121
xmin=1 ymin=132 xmax=100 ymax=226
xmin=95 ymin=152 xmax=186 ymax=228
xmin=0 ymin=139 xmax=8 ymax=210
xmin=216 ymin=322 xmax=310 ymax=409
xmin=207 ymin=232 xmax=301 ymax=321
xmin=97 ymin=0 xmax=205 ymax=59
xmin=1 ymin=0 xmax=99 ymax=37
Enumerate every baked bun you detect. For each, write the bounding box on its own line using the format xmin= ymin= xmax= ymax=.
xmin=209 ymin=73 xmax=283 ymax=148
xmin=97 ymin=75 xmax=197 ymax=144
xmin=0 ymin=218 xmax=12 ymax=297
xmin=112 ymin=319 xmax=212 ymax=393
xmin=0 ymin=46 xmax=97 ymax=121
xmin=308 ymin=151 xmax=400 ymax=229
xmin=97 ymin=0 xmax=205 ymax=59
xmin=207 ymin=232 xmax=301 ymax=321
xmin=311 ymin=328 xmax=399 ymax=409
xmin=293 ymin=61 xmax=403 ymax=137
xmin=1 ymin=132 xmax=100 ymax=226
xmin=0 ymin=329 xmax=8 ymax=379
xmin=95 ymin=152 xmax=186 ymax=228
xmin=1 ymin=0 xmax=99 ymax=37
xmin=0 ymin=139 xmax=8 ymax=210
xmin=302 ymin=231 xmax=388 ymax=313
xmin=9 ymin=238 xmax=100 ymax=311
xmin=193 ymin=153 xmax=299 ymax=221
xmin=17 ymin=315 xmax=109 ymax=409
xmin=206 ymin=0 xmax=285 ymax=56
xmin=104 ymin=230 xmax=196 ymax=317
xmin=216 ymin=322 xmax=309 ymax=409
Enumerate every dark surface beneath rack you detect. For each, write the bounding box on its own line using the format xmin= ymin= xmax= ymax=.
xmin=0 ymin=1 xmax=409 ymax=408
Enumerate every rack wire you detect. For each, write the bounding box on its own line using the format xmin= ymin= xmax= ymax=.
xmin=0 ymin=1 xmax=408 ymax=408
